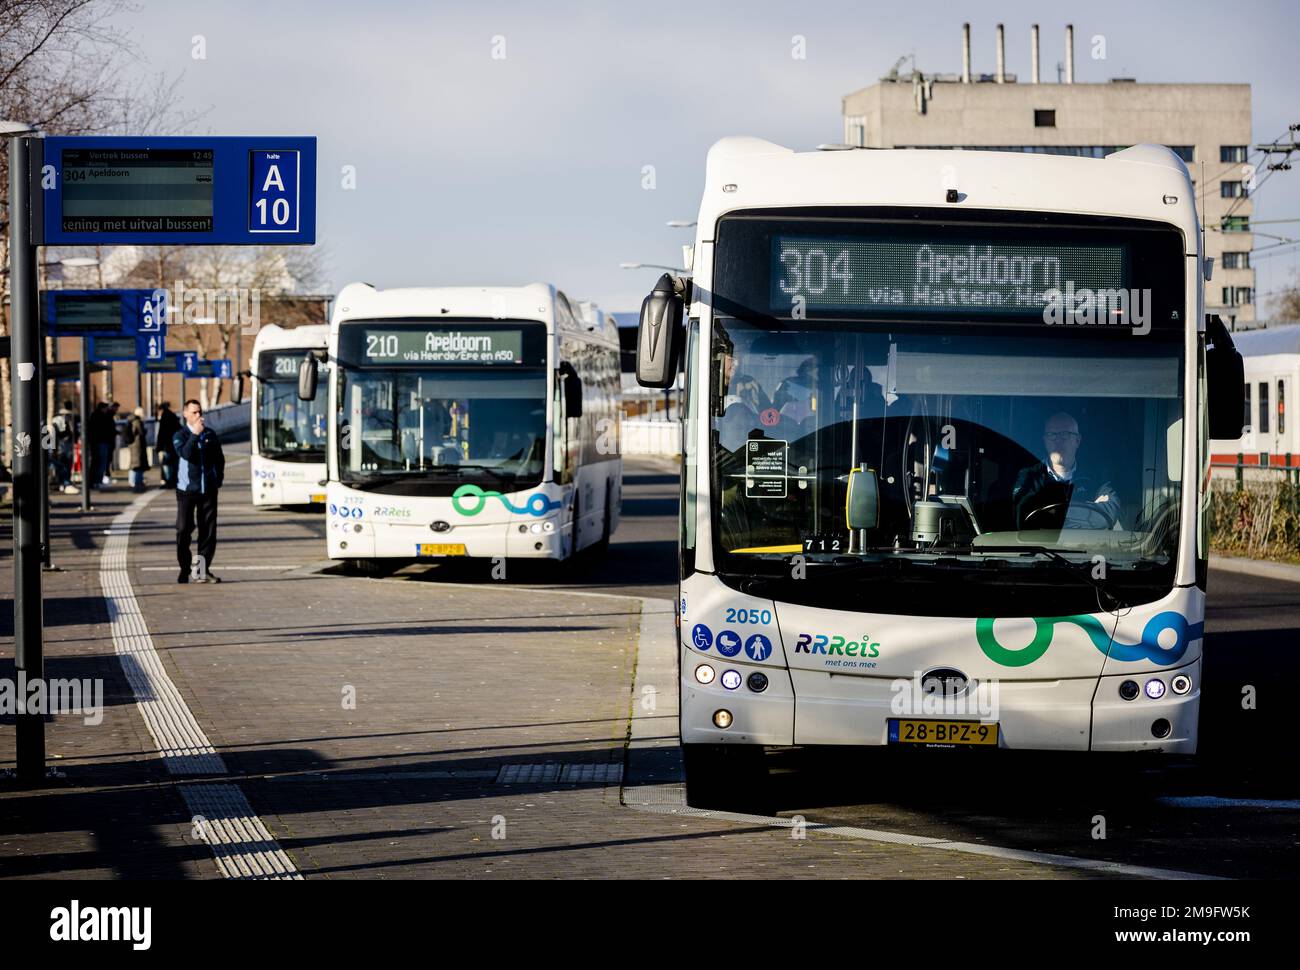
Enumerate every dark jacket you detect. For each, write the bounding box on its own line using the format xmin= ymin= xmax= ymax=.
xmin=90 ymin=408 xmax=118 ymax=448
xmin=156 ymin=409 xmax=181 ymax=457
xmin=123 ymin=415 xmax=148 ymax=470
xmin=1012 ymin=461 xmax=1120 ymax=529
xmin=173 ymin=425 xmax=225 ymax=494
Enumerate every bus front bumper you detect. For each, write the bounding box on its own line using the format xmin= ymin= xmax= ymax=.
xmin=680 ymin=654 xmax=1200 ymax=754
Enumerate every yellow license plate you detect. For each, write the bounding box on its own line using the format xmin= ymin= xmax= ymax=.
xmin=416 ymin=543 xmax=466 ymax=557
xmin=890 ymin=719 xmax=998 ymax=746
xmin=310 ymin=493 xmax=326 ymax=504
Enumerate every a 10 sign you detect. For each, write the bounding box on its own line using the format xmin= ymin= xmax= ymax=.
xmin=249 ymin=149 xmax=301 ymax=233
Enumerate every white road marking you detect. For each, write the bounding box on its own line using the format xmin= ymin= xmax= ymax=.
xmin=1158 ymin=796 xmax=1300 ymax=810
xmin=101 ymin=491 xmax=301 ymax=880
xmin=621 ymin=598 xmax=1225 ymax=881
xmin=140 ymin=564 xmax=302 ymax=571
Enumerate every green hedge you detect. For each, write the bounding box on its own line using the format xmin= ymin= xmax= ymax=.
xmin=1210 ymin=481 xmax=1300 ymax=561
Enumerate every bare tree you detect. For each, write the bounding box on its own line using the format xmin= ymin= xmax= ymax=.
xmin=119 ymin=243 xmax=327 ymax=406
xmin=1273 ymin=273 xmax=1300 ymax=321
xmin=0 ymin=0 xmax=202 ymax=462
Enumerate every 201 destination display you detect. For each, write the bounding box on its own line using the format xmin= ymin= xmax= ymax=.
xmin=772 ymin=236 xmax=1127 ymax=316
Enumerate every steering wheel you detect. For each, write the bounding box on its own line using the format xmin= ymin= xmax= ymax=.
xmin=1024 ymin=501 xmax=1117 ymax=531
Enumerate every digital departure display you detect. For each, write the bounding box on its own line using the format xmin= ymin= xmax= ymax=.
xmin=49 ymin=293 xmax=123 ymax=333
xmin=60 ymin=148 xmax=215 ymax=233
xmin=341 ymin=322 xmax=544 ymax=367
xmin=772 ymin=236 xmax=1127 ymax=316
xmin=91 ymin=336 xmax=137 ymax=360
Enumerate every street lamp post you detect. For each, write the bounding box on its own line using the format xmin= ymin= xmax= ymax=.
xmin=5 ymin=121 xmax=45 ymax=783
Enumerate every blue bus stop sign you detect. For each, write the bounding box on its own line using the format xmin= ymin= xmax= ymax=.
xmin=191 ymin=359 xmax=233 ymax=379
xmin=141 ymin=350 xmax=198 ymax=374
xmin=142 ymin=332 xmax=165 ymax=361
xmin=34 ymin=136 xmax=316 ymax=246
xmin=89 ymin=333 xmax=167 ymax=362
xmin=44 ymin=289 xmax=170 ymax=339
xmin=139 ymin=291 xmax=166 ymax=333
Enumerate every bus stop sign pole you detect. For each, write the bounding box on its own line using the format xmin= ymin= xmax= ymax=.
xmin=9 ymin=133 xmax=45 ymax=784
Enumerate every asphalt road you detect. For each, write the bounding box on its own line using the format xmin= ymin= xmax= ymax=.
xmin=372 ymin=456 xmax=1300 ymax=879
xmin=2 ymin=448 xmax=1296 ymax=879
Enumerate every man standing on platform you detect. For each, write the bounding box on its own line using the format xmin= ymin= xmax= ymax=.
xmin=174 ymin=399 xmax=225 ymax=584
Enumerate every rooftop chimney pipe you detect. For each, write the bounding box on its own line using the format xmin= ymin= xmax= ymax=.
xmin=1065 ymin=24 xmax=1074 ymax=83
xmin=995 ymin=24 xmax=1005 ymax=83
xmin=962 ymin=23 xmax=971 ymax=83
xmin=1031 ymin=24 xmax=1040 ymax=83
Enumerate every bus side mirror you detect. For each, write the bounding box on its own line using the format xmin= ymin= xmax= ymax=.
xmin=232 ymin=374 xmax=245 ymax=405
xmin=1205 ymin=314 xmax=1245 ymax=440
xmin=298 ymin=353 xmax=319 ymax=402
xmin=559 ymin=361 xmax=582 ymax=418
xmin=635 ymin=273 xmax=684 ymax=389
xmin=846 ymin=467 xmax=879 ymax=530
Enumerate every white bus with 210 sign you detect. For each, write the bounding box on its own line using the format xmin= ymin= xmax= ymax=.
xmin=300 ymin=283 xmax=622 ymax=575
xmin=636 ymin=138 xmax=1244 ymax=783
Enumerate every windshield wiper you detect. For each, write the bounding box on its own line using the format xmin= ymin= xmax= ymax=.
xmin=963 ymin=544 xmax=1128 ymax=611
xmin=343 ymin=464 xmax=516 ymax=488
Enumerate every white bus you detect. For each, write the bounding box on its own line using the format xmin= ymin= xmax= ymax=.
xmin=300 ymin=283 xmax=621 ymax=574
xmin=251 ymin=323 xmax=329 ymax=506
xmin=634 ymin=138 xmax=1243 ymax=778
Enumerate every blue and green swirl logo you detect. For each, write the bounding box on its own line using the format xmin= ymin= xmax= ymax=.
xmin=451 ymin=483 xmax=562 ymax=518
xmin=976 ymin=612 xmax=1202 ymax=668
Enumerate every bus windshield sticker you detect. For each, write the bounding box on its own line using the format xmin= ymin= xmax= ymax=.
xmin=745 ymin=438 xmax=787 ymax=498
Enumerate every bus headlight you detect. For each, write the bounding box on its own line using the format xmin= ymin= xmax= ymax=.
xmin=1144 ymin=678 xmax=1166 ymax=700
xmin=542 ymin=520 xmax=555 ymax=533
xmin=713 ymin=709 xmax=733 ymax=729
xmin=1171 ymin=674 xmax=1192 ymax=695
xmin=1118 ymin=680 xmax=1140 ymax=701
xmin=529 ymin=522 xmax=543 ymax=534
xmin=694 ymin=664 xmax=715 ymax=685
xmin=720 ymin=670 xmax=742 ymax=691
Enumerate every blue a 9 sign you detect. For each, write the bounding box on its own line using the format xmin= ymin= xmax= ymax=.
xmin=36 ymin=136 xmax=316 ymax=246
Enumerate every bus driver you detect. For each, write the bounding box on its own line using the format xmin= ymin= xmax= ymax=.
xmin=1012 ymin=411 xmax=1122 ymax=530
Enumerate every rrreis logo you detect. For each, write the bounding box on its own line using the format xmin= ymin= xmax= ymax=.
xmin=50 ymin=900 xmax=151 ymax=951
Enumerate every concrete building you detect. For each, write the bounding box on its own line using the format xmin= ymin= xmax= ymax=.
xmin=842 ymin=23 xmax=1255 ymax=323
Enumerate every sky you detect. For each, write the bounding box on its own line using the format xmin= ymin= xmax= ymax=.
xmin=112 ymin=0 xmax=1300 ymax=313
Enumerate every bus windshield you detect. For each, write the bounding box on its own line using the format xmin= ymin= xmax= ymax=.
xmin=337 ymin=367 xmax=547 ymax=490
xmin=707 ymin=212 xmax=1188 ymax=615
xmin=710 ymin=320 xmax=1185 ymax=612
xmin=258 ymin=372 xmax=328 ymax=461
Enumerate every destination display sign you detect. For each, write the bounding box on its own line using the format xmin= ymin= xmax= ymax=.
xmin=340 ymin=321 xmax=546 ymax=367
xmin=44 ymin=289 xmax=169 ymax=338
xmin=258 ymin=351 xmax=311 ymax=381
xmin=190 ymin=359 xmax=233 ymax=379
xmin=772 ymin=236 xmax=1127 ymax=316
xmin=60 ymin=148 xmax=214 ymax=233
xmin=38 ymin=136 xmax=317 ymax=246
xmin=142 ymin=350 xmax=198 ymax=374
xmin=88 ymin=335 xmax=139 ymax=361
xmin=46 ymin=293 xmax=123 ymax=334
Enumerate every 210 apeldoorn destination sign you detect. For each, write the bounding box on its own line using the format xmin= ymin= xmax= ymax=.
xmin=34 ymin=136 xmax=317 ymax=246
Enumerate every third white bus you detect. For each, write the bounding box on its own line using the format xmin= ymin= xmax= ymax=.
xmin=251 ymin=323 xmax=329 ymax=507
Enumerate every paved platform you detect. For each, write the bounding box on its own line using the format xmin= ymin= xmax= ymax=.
xmin=0 ymin=449 xmax=1103 ymax=879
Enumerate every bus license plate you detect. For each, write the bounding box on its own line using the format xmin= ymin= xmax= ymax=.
xmin=310 ymin=493 xmax=326 ymax=504
xmin=416 ymin=543 xmax=466 ymax=557
xmin=889 ymin=719 xmax=998 ymax=746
